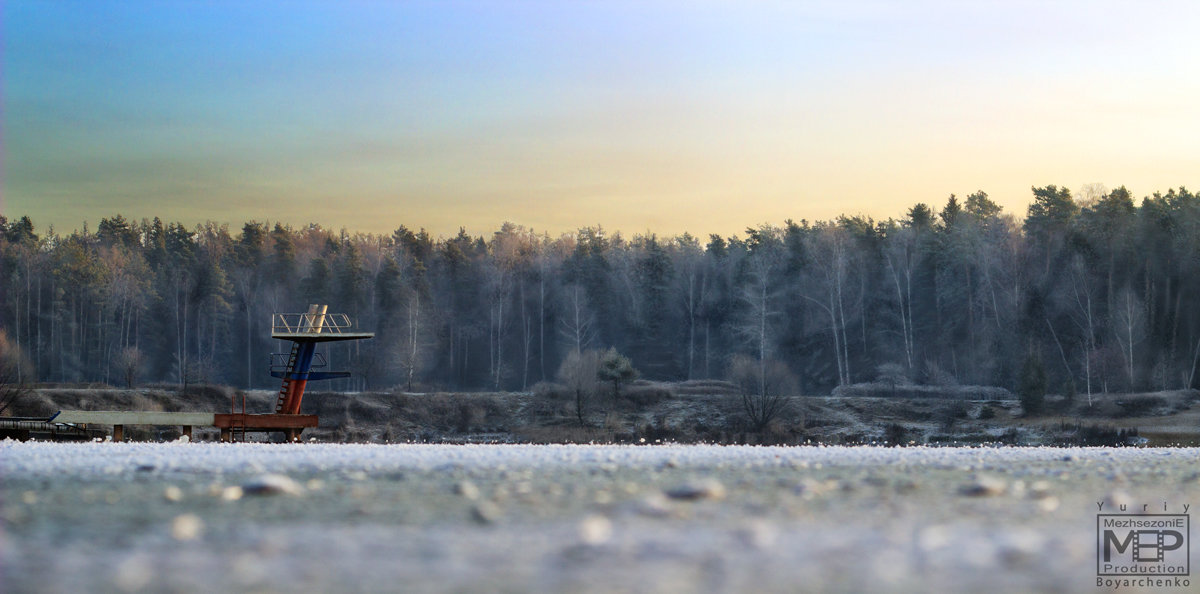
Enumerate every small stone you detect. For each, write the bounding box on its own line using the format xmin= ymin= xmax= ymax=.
xmin=471 ymin=501 xmax=501 ymax=525
xmin=114 ymin=555 xmax=152 ymax=592
xmin=666 ymin=478 xmax=726 ymax=501
xmin=998 ymin=528 xmax=1044 ymax=567
xmin=917 ymin=525 xmax=951 ymax=552
xmin=170 ymin=514 xmax=203 ymax=541
xmin=959 ymin=475 xmax=1006 ymax=497
xmin=735 ymin=521 xmax=777 ymax=549
xmin=1036 ymin=496 xmax=1060 ymax=512
xmin=578 ymin=515 xmax=612 ymax=545
xmin=163 ymin=485 xmax=184 ymax=502
xmin=454 ymin=481 xmax=481 ymax=500
xmin=635 ymin=494 xmax=674 ymax=518
xmin=1104 ymin=490 xmax=1132 ymax=509
xmin=1027 ymin=481 xmax=1053 ymax=500
xmin=241 ymin=474 xmax=304 ymax=496
xmin=221 ymin=486 xmax=244 ymax=501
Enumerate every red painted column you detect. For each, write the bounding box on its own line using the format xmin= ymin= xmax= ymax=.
xmin=285 ymin=380 xmax=309 ymax=415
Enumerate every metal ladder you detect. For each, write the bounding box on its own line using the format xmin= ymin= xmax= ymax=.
xmin=230 ymin=391 xmax=247 ymax=443
xmin=273 ymin=342 xmax=301 ymax=413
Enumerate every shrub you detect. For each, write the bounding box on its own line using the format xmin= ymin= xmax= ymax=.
xmin=531 ymin=381 xmax=567 ymax=400
xmin=1056 ymin=422 xmax=1139 ymax=446
xmin=939 ymin=401 xmax=969 ymax=431
xmin=883 ymin=422 xmax=908 ymax=446
xmin=875 ymin=363 xmax=911 ymax=395
xmin=1116 ymin=396 xmax=1167 ymax=418
xmin=620 ymin=383 xmax=675 ymax=407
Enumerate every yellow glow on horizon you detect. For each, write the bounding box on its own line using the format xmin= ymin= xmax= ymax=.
xmin=6 ymin=2 xmax=1200 ymax=239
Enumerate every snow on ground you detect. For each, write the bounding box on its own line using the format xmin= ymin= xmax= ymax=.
xmin=2 ymin=442 xmax=1199 ymax=593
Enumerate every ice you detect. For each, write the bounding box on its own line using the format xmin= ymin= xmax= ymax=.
xmin=3 ymin=441 xmax=1199 ymax=593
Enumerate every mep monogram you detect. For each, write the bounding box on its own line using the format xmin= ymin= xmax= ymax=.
xmin=1096 ymin=502 xmax=1190 ymax=589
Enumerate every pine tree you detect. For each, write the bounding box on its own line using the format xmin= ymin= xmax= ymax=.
xmin=1018 ymin=352 xmax=1047 ymax=416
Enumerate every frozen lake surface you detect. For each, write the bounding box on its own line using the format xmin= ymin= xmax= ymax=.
xmin=3 ymin=442 xmax=1198 ymax=593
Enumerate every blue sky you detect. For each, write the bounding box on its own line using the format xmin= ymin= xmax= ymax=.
xmin=5 ymin=1 xmax=1200 ymax=236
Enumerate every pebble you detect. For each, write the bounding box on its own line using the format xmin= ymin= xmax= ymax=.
xmin=578 ymin=515 xmax=612 ymax=545
xmin=163 ymin=485 xmax=184 ymax=502
xmin=635 ymin=494 xmax=675 ymax=518
xmin=241 ymin=474 xmax=304 ymax=496
xmin=666 ymin=478 xmax=726 ymax=501
xmin=454 ymin=481 xmax=481 ymax=500
xmin=1036 ymin=496 xmax=1060 ymax=512
xmin=1104 ymin=490 xmax=1132 ymax=509
xmin=1027 ymin=481 xmax=1053 ymax=499
xmin=170 ymin=514 xmax=203 ymax=541
xmin=735 ymin=521 xmax=777 ymax=549
xmin=471 ymin=501 xmax=501 ymax=525
xmin=959 ymin=475 xmax=1006 ymax=497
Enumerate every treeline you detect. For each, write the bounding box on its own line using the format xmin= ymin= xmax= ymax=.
xmin=2 ymin=184 xmax=1199 ymax=397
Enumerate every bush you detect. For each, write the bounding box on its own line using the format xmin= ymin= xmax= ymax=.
xmin=620 ymin=383 xmax=675 ymax=408
xmin=883 ymin=422 xmax=908 ymax=446
xmin=939 ymin=401 xmax=969 ymax=431
xmin=532 ymin=381 xmax=567 ymax=400
xmin=1055 ymin=422 xmax=1139 ymax=446
xmin=1116 ymin=396 xmax=1167 ymax=417
xmin=875 ymin=363 xmax=911 ymax=395
xmin=830 ymin=383 xmax=1011 ymax=400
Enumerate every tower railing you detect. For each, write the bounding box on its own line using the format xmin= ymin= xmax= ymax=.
xmin=271 ymin=312 xmax=355 ymax=334
xmin=269 ymin=351 xmax=327 ymax=373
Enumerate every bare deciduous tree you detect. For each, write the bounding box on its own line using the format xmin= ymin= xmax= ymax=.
xmin=729 ymin=354 xmax=795 ymax=431
xmin=115 ymin=346 xmax=143 ymax=388
xmin=0 ymin=330 xmax=33 ymax=416
xmin=557 ymin=349 xmax=600 ymax=426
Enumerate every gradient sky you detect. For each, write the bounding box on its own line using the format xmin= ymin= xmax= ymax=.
xmin=5 ymin=1 xmax=1200 ymax=238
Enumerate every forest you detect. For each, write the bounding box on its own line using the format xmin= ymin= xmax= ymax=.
xmin=2 ymin=184 xmax=1200 ymax=400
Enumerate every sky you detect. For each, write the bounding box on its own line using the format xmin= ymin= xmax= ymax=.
xmin=4 ymin=1 xmax=1200 ymax=239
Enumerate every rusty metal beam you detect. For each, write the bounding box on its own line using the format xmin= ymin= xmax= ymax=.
xmin=213 ymin=413 xmax=318 ymax=430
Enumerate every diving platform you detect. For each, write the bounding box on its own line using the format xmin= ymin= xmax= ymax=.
xmin=270 ymin=311 xmax=375 ymax=342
